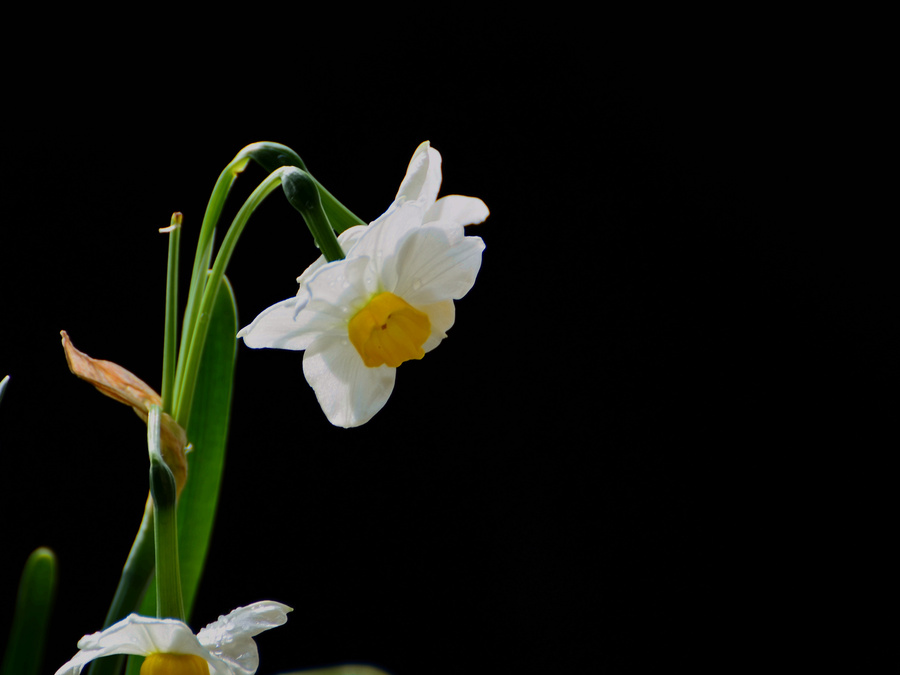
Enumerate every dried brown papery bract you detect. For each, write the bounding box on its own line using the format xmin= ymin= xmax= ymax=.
xmin=60 ymin=331 xmax=188 ymax=496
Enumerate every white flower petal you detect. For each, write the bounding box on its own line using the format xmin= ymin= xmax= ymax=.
xmin=239 ymin=225 xmax=373 ymax=351
xmin=296 ymin=225 xmax=370 ymax=287
xmin=353 ymin=201 xmax=429 ymax=282
xmin=242 ymin=254 xmax=374 ymax=353
xmin=333 ymin=224 xmax=371 ymax=257
xmin=238 ymin=297 xmax=310 ymax=350
xmin=425 ymin=195 xmax=490 ymax=227
xmin=419 ymin=300 xmax=456 ymax=353
xmin=394 ymin=141 xmax=442 ymax=208
xmin=197 ymin=602 xmax=292 ymax=675
xmin=302 ymin=256 xmax=376 ymax=318
xmin=302 ymin=336 xmax=396 ymax=428
xmin=55 ymin=648 xmax=123 ymax=675
xmin=390 ymin=226 xmax=485 ymax=305
xmin=55 ymin=616 xmax=210 ymax=675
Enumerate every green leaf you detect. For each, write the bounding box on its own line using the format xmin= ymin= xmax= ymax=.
xmin=126 ymin=274 xmax=237 ymax=675
xmin=175 ymin=273 xmax=237 ymax=620
xmin=178 ymin=276 xmax=238 ymax=621
xmin=146 ymin=273 xmax=237 ymax=617
xmin=1 ymin=547 xmax=58 ymax=675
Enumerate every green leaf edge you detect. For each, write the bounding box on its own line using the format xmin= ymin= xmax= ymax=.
xmin=0 ymin=547 xmax=58 ymax=675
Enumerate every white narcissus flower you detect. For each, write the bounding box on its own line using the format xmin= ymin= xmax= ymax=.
xmin=54 ymin=601 xmax=292 ymax=675
xmin=238 ymin=141 xmax=490 ymax=428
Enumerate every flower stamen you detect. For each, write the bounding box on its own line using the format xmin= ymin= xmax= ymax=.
xmin=348 ymin=292 xmax=430 ymax=368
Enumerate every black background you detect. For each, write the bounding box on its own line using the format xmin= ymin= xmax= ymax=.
xmin=0 ymin=18 xmax=892 ymax=675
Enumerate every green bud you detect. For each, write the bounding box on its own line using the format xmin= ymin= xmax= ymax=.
xmin=282 ymin=167 xmax=345 ymax=262
xmin=149 ymin=457 xmax=177 ymax=513
xmin=147 ymin=405 xmax=184 ymax=621
xmin=243 ymin=141 xmax=308 ymax=174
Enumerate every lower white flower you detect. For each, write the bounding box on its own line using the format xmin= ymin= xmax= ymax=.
xmin=54 ymin=601 xmax=292 ymax=675
xmin=238 ymin=141 xmax=489 ymax=428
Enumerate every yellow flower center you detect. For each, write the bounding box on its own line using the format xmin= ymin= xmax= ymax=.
xmin=140 ymin=653 xmax=210 ymax=675
xmin=348 ymin=292 xmax=431 ymax=368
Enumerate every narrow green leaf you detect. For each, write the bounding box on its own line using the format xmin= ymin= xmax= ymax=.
xmin=127 ymin=274 xmax=237 ymax=675
xmin=142 ymin=273 xmax=237 ymax=617
xmin=177 ymin=273 xmax=237 ymax=619
xmin=1 ymin=547 xmax=58 ymax=675
xmin=160 ymin=214 xmax=182 ymax=411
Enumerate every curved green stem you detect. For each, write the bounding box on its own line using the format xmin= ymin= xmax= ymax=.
xmin=173 ymin=168 xmax=287 ymax=427
xmin=240 ymin=141 xmax=364 ymax=233
xmin=172 ymin=141 xmax=364 ymax=424
xmin=312 ymin=177 xmax=366 ymax=234
xmin=173 ymin=151 xmax=251 ymax=410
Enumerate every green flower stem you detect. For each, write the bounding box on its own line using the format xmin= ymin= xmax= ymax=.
xmin=282 ymin=167 xmax=345 ymax=262
xmin=147 ymin=405 xmax=185 ymax=621
xmin=173 ymin=151 xmax=251 ymax=413
xmin=172 ymin=142 xmax=363 ymax=425
xmin=241 ymin=141 xmax=364 ymax=233
xmin=100 ymin=502 xmax=155 ymax=625
xmin=160 ymin=213 xmax=182 ymax=411
xmin=242 ymin=141 xmax=308 ymax=174
xmin=173 ymin=168 xmax=288 ymax=428
xmin=311 ymin=178 xmax=366 ymax=234
xmin=85 ymin=502 xmax=155 ymax=675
